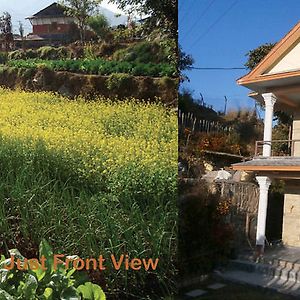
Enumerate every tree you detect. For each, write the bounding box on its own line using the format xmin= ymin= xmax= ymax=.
xmin=60 ymin=0 xmax=102 ymax=43
xmin=245 ymin=42 xmax=292 ymax=137
xmin=0 ymin=12 xmax=13 ymax=52
xmin=179 ymin=45 xmax=194 ymax=82
xmin=244 ymin=43 xmax=275 ymax=70
xmin=18 ymin=21 xmax=25 ymax=50
xmin=87 ymin=14 xmax=110 ymax=40
xmin=109 ymin=0 xmax=177 ymax=38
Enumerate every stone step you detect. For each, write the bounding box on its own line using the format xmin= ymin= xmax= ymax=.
xmin=219 ymin=269 xmax=300 ymax=297
xmin=228 ymin=259 xmax=300 ymax=283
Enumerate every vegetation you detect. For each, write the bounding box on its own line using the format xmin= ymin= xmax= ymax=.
xmin=111 ymin=0 xmax=177 ymax=37
xmin=0 ymin=88 xmax=177 ymax=298
xmin=0 ymin=240 xmax=105 ymax=299
xmin=60 ymin=0 xmax=102 ymax=42
xmin=0 ymin=12 xmax=13 ymax=52
xmin=7 ymin=58 xmax=176 ymax=77
xmin=179 ymin=182 xmax=234 ymax=277
xmin=88 ymin=14 xmax=110 ymax=40
xmin=244 ymin=43 xmax=275 ymax=70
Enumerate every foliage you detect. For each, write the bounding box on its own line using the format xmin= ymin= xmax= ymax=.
xmin=7 ymin=58 xmax=177 ymax=77
xmin=179 ymin=46 xmax=194 ymax=82
xmin=8 ymin=47 xmax=71 ymax=61
xmin=179 ymin=90 xmax=220 ymax=121
xmin=0 ymin=52 xmax=7 ymax=64
xmin=106 ymin=73 xmax=133 ymax=90
xmin=0 ymin=88 xmax=177 ymax=297
xmin=179 ymin=182 xmax=234 ymax=277
xmin=113 ymin=40 xmax=176 ymax=67
xmin=112 ymin=27 xmax=142 ymax=43
xmin=60 ymin=0 xmax=102 ymax=42
xmin=272 ymin=123 xmax=290 ymax=156
xmin=198 ymin=133 xmax=241 ymax=155
xmin=0 ymin=240 xmax=105 ymax=299
xmin=0 ymin=12 xmax=13 ymax=51
xmin=244 ymin=42 xmax=293 ymax=127
xmin=244 ymin=43 xmax=275 ymax=70
xmin=36 ymin=46 xmax=69 ymax=60
xmin=87 ymin=14 xmax=110 ymax=40
xmin=110 ymin=0 xmax=177 ymax=38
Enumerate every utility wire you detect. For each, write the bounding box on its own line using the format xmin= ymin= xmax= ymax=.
xmin=181 ymin=0 xmax=216 ymax=42
xmin=179 ymin=0 xmax=197 ymax=24
xmin=189 ymin=0 xmax=238 ymax=50
xmin=190 ymin=66 xmax=246 ymax=70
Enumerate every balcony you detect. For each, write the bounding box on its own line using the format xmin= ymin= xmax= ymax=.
xmin=255 ymin=140 xmax=300 ymax=157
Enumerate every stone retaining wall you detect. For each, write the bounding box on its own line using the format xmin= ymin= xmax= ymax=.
xmin=0 ymin=67 xmax=178 ymax=105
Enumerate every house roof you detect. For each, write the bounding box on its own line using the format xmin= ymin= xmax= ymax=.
xmin=27 ymin=2 xmax=68 ymax=19
xmin=238 ymin=21 xmax=300 ymax=87
xmin=232 ymin=157 xmax=300 ymax=171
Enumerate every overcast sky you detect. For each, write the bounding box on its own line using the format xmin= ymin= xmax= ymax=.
xmin=0 ymin=0 xmax=125 ymax=33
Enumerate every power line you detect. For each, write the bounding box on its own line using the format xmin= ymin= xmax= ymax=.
xmin=190 ymin=66 xmax=246 ymax=70
xmin=181 ymin=0 xmax=216 ymax=42
xmin=179 ymin=0 xmax=197 ymax=24
xmin=189 ymin=0 xmax=238 ymax=50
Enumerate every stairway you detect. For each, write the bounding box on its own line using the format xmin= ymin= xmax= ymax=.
xmin=219 ymin=250 xmax=300 ymax=296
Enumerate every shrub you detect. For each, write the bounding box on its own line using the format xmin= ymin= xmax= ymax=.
xmin=106 ymin=73 xmax=133 ymax=90
xmin=113 ymin=41 xmax=170 ymax=64
xmin=8 ymin=50 xmax=26 ymax=60
xmin=7 ymin=58 xmax=177 ymax=77
xmin=0 ymin=239 xmax=106 ymax=300
xmin=0 ymin=52 xmax=7 ymax=64
xmin=36 ymin=46 xmax=69 ymax=60
xmin=88 ymin=14 xmax=110 ymax=40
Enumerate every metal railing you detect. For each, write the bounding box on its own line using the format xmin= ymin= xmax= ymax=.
xmin=255 ymin=139 xmax=300 ymax=157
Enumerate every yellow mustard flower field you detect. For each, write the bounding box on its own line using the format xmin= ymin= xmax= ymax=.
xmin=0 ymin=88 xmax=177 ymax=298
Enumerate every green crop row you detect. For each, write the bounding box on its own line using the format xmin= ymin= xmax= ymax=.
xmin=7 ymin=58 xmax=177 ymax=78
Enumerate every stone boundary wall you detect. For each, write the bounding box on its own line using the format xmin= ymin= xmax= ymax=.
xmin=212 ymin=181 xmax=259 ymax=248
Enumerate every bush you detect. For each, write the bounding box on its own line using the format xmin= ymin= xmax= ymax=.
xmin=106 ymin=73 xmax=133 ymax=90
xmin=0 ymin=240 xmax=105 ymax=299
xmin=8 ymin=49 xmax=26 ymax=60
xmin=0 ymin=52 xmax=7 ymax=64
xmin=179 ymin=182 xmax=234 ymax=277
xmin=113 ymin=41 xmax=170 ymax=64
xmin=7 ymin=58 xmax=177 ymax=77
xmin=36 ymin=46 xmax=69 ymax=60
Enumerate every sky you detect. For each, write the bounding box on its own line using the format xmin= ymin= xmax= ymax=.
xmin=179 ymin=0 xmax=300 ymax=112
xmin=0 ymin=0 xmax=126 ymax=34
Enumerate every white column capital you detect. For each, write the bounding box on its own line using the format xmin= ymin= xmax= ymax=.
xmin=256 ymin=176 xmax=272 ymax=190
xmin=262 ymin=93 xmax=277 ymax=107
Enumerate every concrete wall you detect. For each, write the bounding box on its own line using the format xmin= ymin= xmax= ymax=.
xmin=282 ymin=192 xmax=300 ymax=246
xmin=267 ymin=42 xmax=300 ymax=74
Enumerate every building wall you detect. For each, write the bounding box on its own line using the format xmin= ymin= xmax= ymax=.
xmin=33 ymin=24 xmax=72 ymax=35
xmin=292 ymin=113 xmax=300 ymax=156
xmin=266 ymin=42 xmax=300 ymax=74
xmin=282 ymin=192 xmax=300 ymax=246
xmin=30 ymin=17 xmax=74 ymax=25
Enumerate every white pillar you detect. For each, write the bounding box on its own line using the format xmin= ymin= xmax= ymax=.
xmin=256 ymin=176 xmax=272 ymax=249
xmin=262 ymin=93 xmax=276 ymax=157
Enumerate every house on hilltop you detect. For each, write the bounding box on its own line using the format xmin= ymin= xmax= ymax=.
xmin=233 ymin=21 xmax=300 ymax=255
xmin=25 ymin=2 xmax=79 ymax=46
